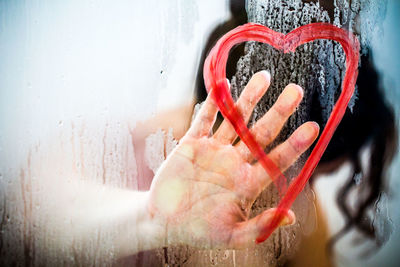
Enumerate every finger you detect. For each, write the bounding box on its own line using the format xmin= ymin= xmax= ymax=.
xmin=229 ymin=208 xmax=295 ymax=248
xmin=186 ymin=90 xmax=219 ymax=138
xmin=236 ymin=84 xmax=303 ymax=161
xmin=213 ymin=71 xmax=271 ymax=144
xmin=252 ymin=122 xmax=319 ymax=189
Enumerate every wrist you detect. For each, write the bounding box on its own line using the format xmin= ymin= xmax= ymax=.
xmin=138 ymin=191 xmax=168 ymax=250
xmin=110 ymin=190 xmax=167 ymax=258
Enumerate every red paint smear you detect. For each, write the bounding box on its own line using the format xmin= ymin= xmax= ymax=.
xmin=203 ymin=23 xmax=360 ymax=243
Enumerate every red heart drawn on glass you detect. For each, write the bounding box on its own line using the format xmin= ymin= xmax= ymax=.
xmin=203 ymin=23 xmax=360 ymax=243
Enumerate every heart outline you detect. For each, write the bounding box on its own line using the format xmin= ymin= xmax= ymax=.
xmin=203 ymin=22 xmax=360 ymax=243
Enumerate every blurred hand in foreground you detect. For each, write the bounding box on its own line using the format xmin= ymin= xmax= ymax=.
xmin=148 ymin=70 xmax=319 ymax=249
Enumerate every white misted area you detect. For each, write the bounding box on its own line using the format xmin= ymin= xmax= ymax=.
xmin=0 ymin=0 xmax=397 ymax=266
xmin=0 ymin=0 xmax=229 ymax=265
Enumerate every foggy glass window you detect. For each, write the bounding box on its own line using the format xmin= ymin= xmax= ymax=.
xmin=0 ymin=0 xmax=399 ymax=266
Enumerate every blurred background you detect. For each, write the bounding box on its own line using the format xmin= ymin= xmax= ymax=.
xmin=321 ymin=0 xmax=400 ymax=265
xmin=0 ymin=0 xmax=399 ymax=266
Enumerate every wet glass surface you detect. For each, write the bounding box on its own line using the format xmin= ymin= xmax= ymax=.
xmin=0 ymin=0 xmax=399 ymax=266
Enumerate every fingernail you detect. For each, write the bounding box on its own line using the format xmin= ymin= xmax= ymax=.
xmin=299 ymin=122 xmax=319 ymax=142
xmin=226 ymin=78 xmax=231 ymax=87
xmin=280 ymin=215 xmax=296 ymax=226
xmin=280 ymin=216 xmax=292 ymax=226
xmin=279 ymin=210 xmax=295 ymax=226
xmin=260 ymin=70 xmax=271 ymax=81
xmin=278 ymin=84 xmax=303 ymax=110
xmin=287 ymin=84 xmax=303 ymax=100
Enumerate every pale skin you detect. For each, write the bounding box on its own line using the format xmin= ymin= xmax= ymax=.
xmin=19 ymin=71 xmax=319 ymax=262
xmin=145 ymin=70 xmax=319 ymax=250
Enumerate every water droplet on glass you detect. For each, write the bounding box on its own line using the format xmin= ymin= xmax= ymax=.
xmin=354 ymin=172 xmax=362 ymax=185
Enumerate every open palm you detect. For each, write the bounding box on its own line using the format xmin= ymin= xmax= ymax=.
xmin=148 ymin=71 xmax=319 ymax=249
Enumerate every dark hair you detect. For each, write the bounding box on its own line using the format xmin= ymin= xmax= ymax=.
xmin=195 ymin=0 xmax=398 ymax=253
xmin=312 ymin=51 xmax=398 ymax=250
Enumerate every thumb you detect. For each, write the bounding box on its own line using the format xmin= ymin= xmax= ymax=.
xmin=229 ymin=208 xmax=295 ymax=248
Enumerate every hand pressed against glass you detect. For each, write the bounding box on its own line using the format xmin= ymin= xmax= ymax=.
xmin=148 ymin=71 xmax=319 ymax=249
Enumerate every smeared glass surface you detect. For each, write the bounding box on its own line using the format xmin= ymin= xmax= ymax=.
xmin=0 ymin=0 xmax=392 ymax=266
xmin=156 ymin=0 xmax=389 ymax=266
xmin=0 ymin=0 xmax=228 ymax=265
xmin=225 ymin=0 xmax=386 ymax=265
xmin=372 ymin=192 xmax=393 ymax=247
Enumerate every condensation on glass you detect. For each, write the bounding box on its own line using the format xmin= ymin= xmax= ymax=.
xmin=156 ymin=0 xmax=390 ymax=266
xmin=0 ymin=0 xmax=391 ymax=266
